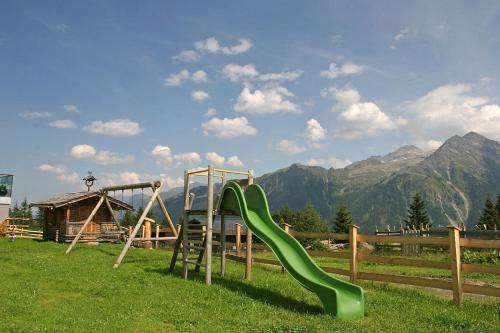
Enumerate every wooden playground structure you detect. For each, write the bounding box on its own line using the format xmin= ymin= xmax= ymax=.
xmin=169 ymin=165 xmax=254 ymax=285
xmin=65 ymin=180 xmax=179 ymax=268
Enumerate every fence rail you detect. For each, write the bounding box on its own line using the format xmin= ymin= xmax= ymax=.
xmin=219 ymin=224 xmax=500 ymax=304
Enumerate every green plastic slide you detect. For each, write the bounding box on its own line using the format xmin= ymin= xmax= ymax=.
xmin=219 ymin=182 xmax=364 ymax=320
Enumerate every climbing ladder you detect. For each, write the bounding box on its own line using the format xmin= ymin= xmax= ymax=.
xmin=168 ymin=165 xmax=254 ymax=285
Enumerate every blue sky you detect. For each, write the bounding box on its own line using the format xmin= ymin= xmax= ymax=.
xmin=1 ymin=1 xmax=500 ymax=203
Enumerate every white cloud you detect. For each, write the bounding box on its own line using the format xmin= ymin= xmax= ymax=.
xmin=173 ymin=152 xmax=202 ymax=165
xmin=93 ymin=151 xmax=134 ymax=165
xmin=69 ymin=144 xmax=134 ymax=165
xmin=70 ymin=144 xmax=96 ymax=159
xmin=160 ymin=175 xmax=184 ymax=188
xmin=205 ymin=152 xmax=225 ymax=165
xmin=99 ymin=171 xmax=143 ymax=186
xmin=307 ymin=157 xmax=352 ymax=169
xmin=321 ymin=86 xmax=361 ymax=108
xmin=390 ymin=26 xmax=413 ymax=49
xmin=34 ymin=164 xmax=79 ymax=183
xmin=49 ymin=119 xmax=77 ymax=129
xmin=164 ymin=69 xmax=208 ymax=86
xmin=323 ymin=85 xmax=404 ymax=139
xmin=172 ymin=50 xmax=200 ymax=62
xmin=191 ymin=90 xmax=211 ymax=103
xmin=222 ymin=63 xmax=302 ymax=82
xmin=336 ymin=102 xmax=405 ymax=139
xmin=83 ymin=119 xmax=143 ymax=136
xmin=234 ymin=86 xmax=301 ymax=114
xmin=164 ymin=69 xmax=190 ymax=86
xmin=320 ymin=62 xmax=364 ymax=79
xmin=151 ymin=145 xmax=173 ymax=166
xmin=64 ymin=104 xmax=78 ymax=113
xmin=35 ymin=164 xmax=66 ymax=174
xmin=202 ymin=116 xmax=257 ymax=138
xmin=19 ymin=112 xmax=52 ymax=119
xmin=406 ymin=83 xmax=500 ymax=140
xmin=226 ymin=155 xmax=243 ymax=167
xmin=274 ymin=139 xmax=305 ymax=154
xmin=305 ymin=119 xmax=327 ymax=142
xmin=191 ymin=70 xmax=208 ymax=83
xmin=195 ymin=37 xmax=252 ymax=55
xmin=205 ymin=108 xmax=216 ymax=117
xmin=223 ymin=64 xmax=259 ymax=82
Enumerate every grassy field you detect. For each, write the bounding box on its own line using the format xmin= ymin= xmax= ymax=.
xmin=1 ymin=239 xmax=499 ymax=333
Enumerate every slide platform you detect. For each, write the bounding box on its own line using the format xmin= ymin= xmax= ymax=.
xmin=219 ymin=182 xmax=364 ymax=320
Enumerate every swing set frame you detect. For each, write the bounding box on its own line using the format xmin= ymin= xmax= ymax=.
xmin=65 ymin=180 xmax=179 ymax=268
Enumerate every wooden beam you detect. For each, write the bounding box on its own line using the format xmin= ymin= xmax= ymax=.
xmin=245 ymin=170 xmax=254 ymax=281
xmin=104 ymin=196 xmax=121 ymax=232
xmin=182 ymin=170 xmax=190 ymax=279
xmin=448 ymin=226 xmax=463 ymax=304
xmin=155 ymin=195 xmax=178 ymax=238
xmin=113 ymin=183 xmax=163 ymax=268
xmin=349 ymin=224 xmax=359 ymax=282
xmin=102 ymin=181 xmax=161 ymax=192
xmin=65 ymin=196 xmax=105 ymax=254
xmin=357 ymin=271 xmax=453 ymax=290
xmin=290 ymin=231 xmax=349 ymax=241
xmin=205 ymin=165 xmax=214 ymax=285
xmin=358 ymin=253 xmax=450 ymax=270
xmin=358 ymin=234 xmax=449 ymax=246
xmin=460 ymin=238 xmax=500 ymax=249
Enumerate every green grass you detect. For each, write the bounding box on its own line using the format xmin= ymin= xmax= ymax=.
xmin=1 ymin=239 xmax=499 ymax=333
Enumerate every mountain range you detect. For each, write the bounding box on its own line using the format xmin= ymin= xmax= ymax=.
xmin=155 ymin=132 xmax=500 ymax=232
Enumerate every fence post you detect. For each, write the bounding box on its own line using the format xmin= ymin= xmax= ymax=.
xmin=155 ymin=225 xmax=160 ymax=249
xmin=235 ymin=223 xmax=242 ymax=256
xmin=281 ymin=223 xmax=291 ymax=273
xmin=349 ymin=224 xmax=359 ymax=283
xmin=55 ymin=229 xmax=59 ymax=243
xmin=448 ymin=225 xmax=463 ymax=305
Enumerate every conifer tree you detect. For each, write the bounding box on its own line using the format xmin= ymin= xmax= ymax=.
xmin=333 ymin=200 xmax=352 ymax=233
xmin=477 ymin=195 xmax=499 ymax=230
xmin=404 ymin=192 xmax=430 ymax=229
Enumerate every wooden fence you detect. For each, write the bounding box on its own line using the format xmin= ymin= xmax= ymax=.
xmin=221 ymin=224 xmax=500 ymax=304
xmin=1 ymin=225 xmax=43 ymax=240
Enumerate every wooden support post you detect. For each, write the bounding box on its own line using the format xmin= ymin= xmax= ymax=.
xmin=245 ymin=170 xmax=254 ymax=281
xmin=281 ymin=223 xmax=291 ymax=273
xmin=349 ymin=224 xmax=359 ymax=283
xmin=141 ymin=225 xmax=145 ymax=238
xmin=176 ymin=224 xmax=181 ymax=235
xmin=448 ymin=225 xmax=463 ymax=305
xmin=104 ymin=196 xmax=121 ymax=231
xmin=182 ymin=170 xmax=190 ymax=279
xmin=144 ymin=218 xmax=152 ymax=249
xmin=66 ymin=196 xmax=105 ymax=254
xmin=155 ymin=225 xmax=160 ymax=249
xmin=205 ymin=165 xmax=214 ymax=285
xmin=156 ymin=195 xmax=178 ymax=238
xmin=128 ymin=226 xmax=132 ymax=237
xmin=220 ymin=174 xmax=227 ymax=277
xmin=113 ymin=183 xmax=163 ymax=268
xmin=235 ymin=223 xmax=242 ymax=256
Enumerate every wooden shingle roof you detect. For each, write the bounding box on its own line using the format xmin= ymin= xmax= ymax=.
xmin=30 ymin=191 xmax=133 ymax=210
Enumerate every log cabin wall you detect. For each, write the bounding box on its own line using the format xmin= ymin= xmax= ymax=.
xmin=42 ymin=197 xmax=121 ymax=242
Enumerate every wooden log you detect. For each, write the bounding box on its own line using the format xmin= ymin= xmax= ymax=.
xmin=156 ymin=195 xmax=178 ymax=238
xmin=462 ymin=263 xmax=500 ymax=275
xmin=253 ymin=257 xmax=280 ymax=265
xmin=182 ymin=170 xmax=190 ymax=279
xmin=155 ymin=225 xmax=160 ymax=249
xmin=220 ymin=172 xmax=227 ymax=277
xmin=460 ymin=238 xmax=500 ymax=249
xmin=307 ymin=250 xmax=350 ymax=259
xmin=66 ymin=196 xmax=105 ymax=254
xmin=462 ymin=283 xmax=500 ymax=297
xmin=358 ymin=234 xmax=449 ymax=246
xmin=448 ymin=226 xmax=463 ymax=304
xmin=226 ymin=254 xmax=246 ymax=263
xmin=235 ymin=223 xmax=242 ymax=256
xmin=104 ymin=196 xmax=121 ymax=232
xmin=205 ymin=165 xmax=214 ymax=285
xmin=245 ymin=170 xmax=254 ymax=281
xmin=132 ymin=236 xmax=177 ymax=241
xmin=290 ymin=231 xmax=349 ymax=241
xmin=113 ymin=182 xmax=163 ymax=268
xmin=349 ymin=224 xmax=359 ymax=282
xmin=144 ymin=219 xmax=152 ymax=249
xmin=102 ymin=181 xmax=161 ymax=192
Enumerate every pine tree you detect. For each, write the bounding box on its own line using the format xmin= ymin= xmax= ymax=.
xmin=333 ymin=200 xmax=352 ymax=233
xmin=477 ymin=195 xmax=499 ymax=230
xmin=121 ymin=210 xmax=135 ymax=227
xmin=295 ymin=202 xmax=329 ymax=233
xmin=404 ymin=192 xmax=430 ymax=230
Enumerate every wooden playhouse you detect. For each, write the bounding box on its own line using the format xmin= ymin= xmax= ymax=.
xmin=31 ymin=191 xmax=132 ymax=242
